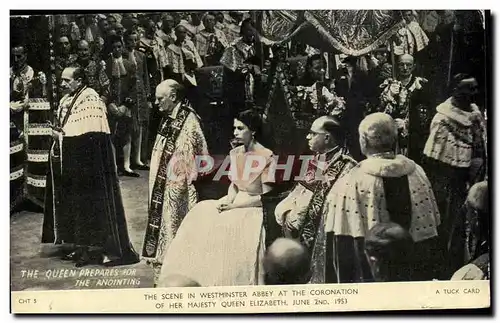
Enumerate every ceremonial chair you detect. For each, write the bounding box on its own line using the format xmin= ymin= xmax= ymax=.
xmin=261 ymin=181 xmax=296 ymax=248
xmin=259 ymin=54 xmax=319 ymax=248
xmin=194 ymin=65 xmax=228 ymax=155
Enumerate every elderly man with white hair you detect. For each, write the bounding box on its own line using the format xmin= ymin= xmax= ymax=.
xmin=141 ymin=79 xmax=208 ymax=285
xmin=323 ymin=112 xmax=441 ymax=282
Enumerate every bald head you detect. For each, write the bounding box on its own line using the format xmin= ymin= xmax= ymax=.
xmin=317 ymin=115 xmax=342 ymax=137
xmin=358 ymin=113 xmax=398 ymax=156
xmin=158 ymin=274 xmax=201 ymax=287
xmin=467 ymin=181 xmax=488 ymax=213
xmin=156 ymin=79 xmax=183 ymax=98
xmin=60 ymin=67 xmax=84 ymax=94
xmin=175 ymin=24 xmax=187 ymax=33
xmin=365 ymin=222 xmax=414 ymax=281
xmin=263 ymin=238 xmax=310 ymax=285
xmin=307 ymin=115 xmax=343 ymax=153
xmin=78 ymin=40 xmax=89 ymax=48
xmin=365 ymin=222 xmax=413 ymax=258
xmin=155 ymin=79 xmax=185 ymax=112
xmin=61 ymin=67 xmax=79 ymax=80
xmin=398 ymin=54 xmax=414 ymax=64
xmin=312 ymin=116 xmax=330 ymax=128
xmin=175 ymin=24 xmax=188 ymax=43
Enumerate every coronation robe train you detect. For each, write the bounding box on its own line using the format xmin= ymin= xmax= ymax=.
xmin=42 ymin=86 xmax=139 ymax=265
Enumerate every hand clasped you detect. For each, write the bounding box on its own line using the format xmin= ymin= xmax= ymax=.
xmin=217 ymin=203 xmax=234 ymax=213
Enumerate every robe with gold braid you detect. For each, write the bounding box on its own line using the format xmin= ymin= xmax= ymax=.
xmin=142 ymin=100 xmax=209 ymax=283
xmin=296 ymin=151 xmax=357 ymax=284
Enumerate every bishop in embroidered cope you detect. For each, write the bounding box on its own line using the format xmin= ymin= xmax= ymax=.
xmin=141 ymin=79 xmax=208 ymax=284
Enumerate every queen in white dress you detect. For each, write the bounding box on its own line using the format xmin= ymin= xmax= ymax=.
xmin=158 ymin=110 xmax=275 ymax=286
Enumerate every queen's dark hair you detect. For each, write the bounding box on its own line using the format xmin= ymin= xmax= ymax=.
xmin=235 ymin=109 xmax=264 ymax=141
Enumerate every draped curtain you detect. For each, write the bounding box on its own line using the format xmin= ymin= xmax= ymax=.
xmin=261 ymin=10 xmax=406 ymax=57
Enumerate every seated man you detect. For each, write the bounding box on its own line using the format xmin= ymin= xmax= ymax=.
xmin=274 ymin=116 xmax=357 ymax=284
xmin=324 ymin=112 xmax=441 ymax=282
xmin=274 ymin=116 xmax=356 ymax=241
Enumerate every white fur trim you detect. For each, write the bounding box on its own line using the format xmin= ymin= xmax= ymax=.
xmin=324 ymin=161 xmax=440 ymax=242
xmin=358 ymin=155 xmax=416 ymax=178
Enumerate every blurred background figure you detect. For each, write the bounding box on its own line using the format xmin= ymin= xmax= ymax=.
xmin=451 ymin=181 xmax=489 ymax=280
xmin=365 ymin=222 xmax=415 ymax=282
xmin=263 ymin=238 xmax=311 ymax=285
